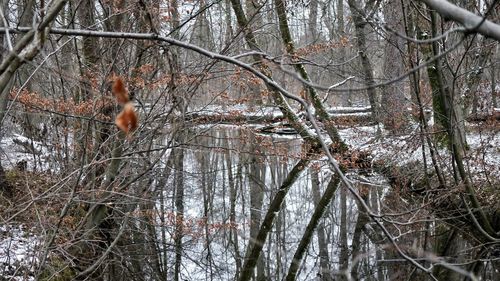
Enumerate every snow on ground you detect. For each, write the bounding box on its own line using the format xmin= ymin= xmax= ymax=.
xmin=335 ymin=122 xmax=500 ymax=194
xmin=467 ymin=125 xmax=500 ymax=163
xmin=193 ymin=104 xmax=283 ymax=117
xmin=0 ymin=225 xmax=40 ymax=281
xmin=0 ymin=133 xmax=51 ymax=171
xmin=329 ymin=106 xmax=372 ymax=112
xmin=191 ymin=104 xmax=371 ymax=119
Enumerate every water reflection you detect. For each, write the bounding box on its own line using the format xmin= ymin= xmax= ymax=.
xmin=164 ymin=125 xmax=390 ymax=280
xmin=151 ymin=124 xmax=499 ymax=281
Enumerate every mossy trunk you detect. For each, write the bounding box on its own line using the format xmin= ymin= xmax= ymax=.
xmin=0 ymin=161 xmax=12 ymax=197
xmin=419 ymin=11 xmax=467 ymax=150
xmin=229 ymin=0 xmax=321 ymax=144
xmin=274 ymin=0 xmax=346 ymax=150
xmin=238 ymin=157 xmax=311 ymax=281
xmin=285 ymin=173 xmax=340 ymax=281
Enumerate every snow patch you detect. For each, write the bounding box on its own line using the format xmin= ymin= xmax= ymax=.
xmin=0 ymin=225 xmax=40 ymax=280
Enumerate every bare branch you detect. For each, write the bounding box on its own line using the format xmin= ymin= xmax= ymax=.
xmin=419 ymin=0 xmax=500 ymax=40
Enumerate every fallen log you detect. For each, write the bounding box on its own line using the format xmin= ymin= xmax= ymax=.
xmin=184 ymin=111 xmax=375 ymax=127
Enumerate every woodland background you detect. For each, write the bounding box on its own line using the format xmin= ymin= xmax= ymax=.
xmin=0 ymin=0 xmax=499 ymax=280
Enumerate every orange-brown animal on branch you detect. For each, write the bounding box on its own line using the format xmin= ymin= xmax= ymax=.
xmin=112 ymin=77 xmax=138 ymax=135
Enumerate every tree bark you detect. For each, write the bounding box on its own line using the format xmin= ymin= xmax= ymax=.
xmin=229 ymin=0 xmax=321 ymax=144
xmin=311 ymin=170 xmax=332 ymax=281
xmin=274 ymin=0 xmax=346 ymax=150
xmin=350 ymin=185 xmax=369 ymax=281
xmin=247 ymin=141 xmax=267 ymax=280
xmin=339 ymin=184 xmax=349 ymax=280
xmin=285 ymin=172 xmax=339 ymax=281
xmin=346 ymin=0 xmax=381 ymax=126
xmin=173 ymin=145 xmax=185 ymax=281
xmin=381 ymin=0 xmax=409 ymax=133
xmin=238 ymin=157 xmax=310 ymax=281
xmin=225 ymin=131 xmax=242 ymax=277
xmin=0 ymin=0 xmax=11 ymax=194
xmin=308 ymin=0 xmax=318 ymax=43
xmin=418 ymin=0 xmax=500 ymax=41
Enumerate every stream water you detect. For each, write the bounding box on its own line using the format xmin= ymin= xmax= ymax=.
xmin=160 ymin=125 xmax=398 ymax=280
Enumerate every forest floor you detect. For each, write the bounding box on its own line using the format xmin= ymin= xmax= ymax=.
xmin=1 ymin=171 xmax=61 ymax=281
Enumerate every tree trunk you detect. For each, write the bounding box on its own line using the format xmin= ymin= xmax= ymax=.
xmin=381 ymin=0 xmax=408 ymax=133
xmin=346 ymin=0 xmax=381 ymax=127
xmin=464 ymin=37 xmax=495 ymax=118
xmin=249 ymin=149 xmax=267 ymax=280
xmin=274 ymin=0 xmax=346 ymax=149
xmin=311 ymin=170 xmax=332 ymax=281
xmin=308 ymin=0 xmax=318 ymax=43
xmin=419 ymin=8 xmax=496 ymax=238
xmin=225 ymin=0 xmax=233 ymax=44
xmin=76 ymin=0 xmax=105 ymax=183
xmin=0 ymin=0 xmax=11 ymax=195
xmin=339 ymin=185 xmax=349 ymax=280
xmin=244 ymin=0 xmax=265 ymax=105
xmin=229 ymin=0 xmax=321 ymax=144
xmin=226 ymin=131 xmax=242 ymax=277
xmin=285 ymin=171 xmax=339 ymax=281
xmin=433 ymin=226 xmax=461 ymax=281
xmin=173 ymin=145 xmax=185 ymax=281
xmin=15 ymin=0 xmax=37 ymax=144
xmin=0 ymin=161 xmax=12 ymax=196
xmin=420 ymin=10 xmax=467 ymax=149
xmin=350 ymin=185 xmax=369 ymax=281
xmin=238 ymin=157 xmax=310 ymax=281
